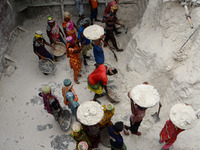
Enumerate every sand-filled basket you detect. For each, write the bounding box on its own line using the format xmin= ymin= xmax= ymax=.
xmin=51 ymin=42 xmax=66 ymax=56
xmin=83 ymin=24 xmax=104 ymax=40
xmin=130 ymin=84 xmax=160 ymax=108
xmin=77 ymin=101 xmax=104 ymax=126
xmin=170 ymin=103 xmax=198 ymax=130
xmin=38 ymin=58 xmax=55 ymax=74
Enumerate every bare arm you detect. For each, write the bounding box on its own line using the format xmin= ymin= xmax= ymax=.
xmin=103 ymin=85 xmax=108 ymax=94
xmin=115 ymin=20 xmax=125 ymax=28
xmin=128 ymin=92 xmax=136 ymax=115
xmin=45 ymin=41 xmax=55 ymax=50
xmin=59 ymin=27 xmax=65 ymax=37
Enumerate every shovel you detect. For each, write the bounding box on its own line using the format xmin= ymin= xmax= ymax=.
xmin=151 ymin=102 xmax=162 ymax=123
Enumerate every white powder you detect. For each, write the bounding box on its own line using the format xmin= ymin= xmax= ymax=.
xmin=83 ymin=24 xmax=104 ymax=40
xmin=130 ymin=84 xmax=160 ymax=108
xmin=77 ymin=101 xmax=104 ymax=126
xmin=170 ymin=103 xmax=197 ymax=129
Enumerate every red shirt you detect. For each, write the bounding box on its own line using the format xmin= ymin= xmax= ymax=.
xmin=89 ymin=64 xmax=108 ymax=86
xmin=90 ymin=0 xmax=98 ymax=9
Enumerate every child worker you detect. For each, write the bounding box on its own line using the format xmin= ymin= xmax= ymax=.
xmin=124 ymin=82 xmax=160 ymax=136
xmin=66 ymin=36 xmax=82 ymax=84
xmin=62 ymin=11 xmax=78 ymax=40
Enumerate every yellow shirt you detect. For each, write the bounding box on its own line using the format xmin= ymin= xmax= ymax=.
xmin=99 ymin=105 xmax=115 ymax=127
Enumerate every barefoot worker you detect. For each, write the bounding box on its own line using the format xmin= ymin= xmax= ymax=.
xmin=102 ymin=5 xmax=125 ymax=52
xmin=87 ymin=64 xmax=117 ymax=103
xmin=159 ymin=103 xmax=197 ymax=150
xmin=124 ymin=82 xmax=160 ymax=136
xmin=66 ymin=36 xmax=82 ymax=84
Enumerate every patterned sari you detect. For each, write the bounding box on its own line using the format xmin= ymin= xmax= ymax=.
xmin=66 ymin=43 xmax=82 ymax=82
xmin=63 ymin=20 xmax=77 ymax=40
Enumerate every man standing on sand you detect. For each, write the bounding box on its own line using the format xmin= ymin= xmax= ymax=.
xmin=102 ymin=5 xmax=124 ymax=52
xmin=75 ymin=0 xmax=84 ymax=18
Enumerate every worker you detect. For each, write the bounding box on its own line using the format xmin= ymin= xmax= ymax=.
xmin=109 ymin=121 xmax=127 ymax=150
xmin=102 ymin=5 xmax=125 ymax=52
xmin=46 ymin=16 xmax=65 ymax=61
xmin=99 ymin=103 xmax=115 ymax=129
xmin=82 ymin=124 xmax=101 ymax=149
xmin=66 ymin=36 xmax=82 ymax=84
xmin=159 ymin=119 xmax=184 ymax=150
xmin=40 ymin=86 xmax=62 ymax=121
xmin=33 ymin=30 xmax=54 ymax=61
xmin=77 ymin=17 xmax=92 ymax=66
xmin=91 ymin=35 xmax=105 ymax=66
xmin=89 ymin=0 xmax=100 ymax=25
xmin=62 ymin=11 xmax=78 ymax=40
xmin=66 ymin=91 xmax=79 ymax=118
xmin=124 ymin=82 xmax=149 ymax=136
xmin=62 ymin=79 xmax=79 ymax=105
xmin=70 ymin=122 xmax=92 ymax=149
xmin=87 ymin=64 xmax=117 ymax=103
xmin=75 ymin=0 xmax=84 ymax=18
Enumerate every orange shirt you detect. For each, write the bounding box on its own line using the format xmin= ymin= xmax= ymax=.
xmin=90 ymin=0 xmax=98 ymax=9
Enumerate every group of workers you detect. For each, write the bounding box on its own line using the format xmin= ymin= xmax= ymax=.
xmin=33 ymin=0 xmax=199 ymax=150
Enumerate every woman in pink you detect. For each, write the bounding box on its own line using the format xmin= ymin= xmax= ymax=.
xmin=62 ymin=12 xmax=78 ymax=41
xmin=124 ymin=82 xmax=149 ymax=136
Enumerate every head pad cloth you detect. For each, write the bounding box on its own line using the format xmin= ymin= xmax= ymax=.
xmin=78 ymin=141 xmax=88 ymax=150
xmin=66 ymin=36 xmax=74 ymax=43
xmin=64 ymin=11 xmax=70 ymax=18
xmin=42 ymin=86 xmax=51 ymax=94
xmin=63 ymin=79 xmax=72 ymax=86
xmin=72 ymin=122 xmax=82 ymax=132
xmin=47 ymin=16 xmax=55 ymax=23
xmin=35 ymin=30 xmax=43 ymax=39
xmin=106 ymin=103 xmax=114 ymax=111
xmin=111 ymin=4 xmax=118 ymax=12
xmin=170 ymin=103 xmax=198 ymax=130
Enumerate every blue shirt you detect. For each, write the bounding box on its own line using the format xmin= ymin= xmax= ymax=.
xmin=93 ymin=45 xmax=104 ymax=64
xmin=78 ymin=26 xmax=90 ymax=45
xmin=109 ymin=126 xmax=123 ymax=148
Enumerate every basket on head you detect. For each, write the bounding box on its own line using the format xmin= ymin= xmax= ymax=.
xmin=170 ymin=103 xmax=198 ymax=130
xmin=130 ymin=84 xmax=160 ymax=108
xmin=83 ymin=24 xmax=104 ymax=40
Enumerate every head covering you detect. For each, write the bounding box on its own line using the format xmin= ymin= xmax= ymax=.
xmin=35 ymin=30 xmax=43 ymax=39
xmin=64 ymin=11 xmax=70 ymax=19
xmin=42 ymin=86 xmax=51 ymax=94
xmin=111 ymin=4 xmax=118 ymax=12
xmin=47 ymin=16 xmax=55 ymax=23
xmin=66 ymin=91 xmax=75 ymax=102
xmin=107 ymin=67 xmax=117 ymax=75
xmin=81 ymin=17 xmax=90 ymax=26
xmin=78 ymin=141 xmax=88 ymax=150
xmin=72 ymin=122 xmax=82 ymax=132
xmin=170 ymin=103 xmax=198 ymax=130
xmin=66 ymin=36 xmax=74 ymax=43
xmin=63 ymin=79 xmax=72 ymax=86
xmin=106 ymin=103 xmax=114 ymax=111
xmin=113 ymin=121 xmax=123 ymax=132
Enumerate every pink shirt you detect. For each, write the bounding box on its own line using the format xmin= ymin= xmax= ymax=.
xmin=131 ymin=104 xmax=146 ymax=124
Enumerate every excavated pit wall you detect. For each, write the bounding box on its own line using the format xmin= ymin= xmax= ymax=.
xmin=123 ymin=0 xmax=200 ymax=116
